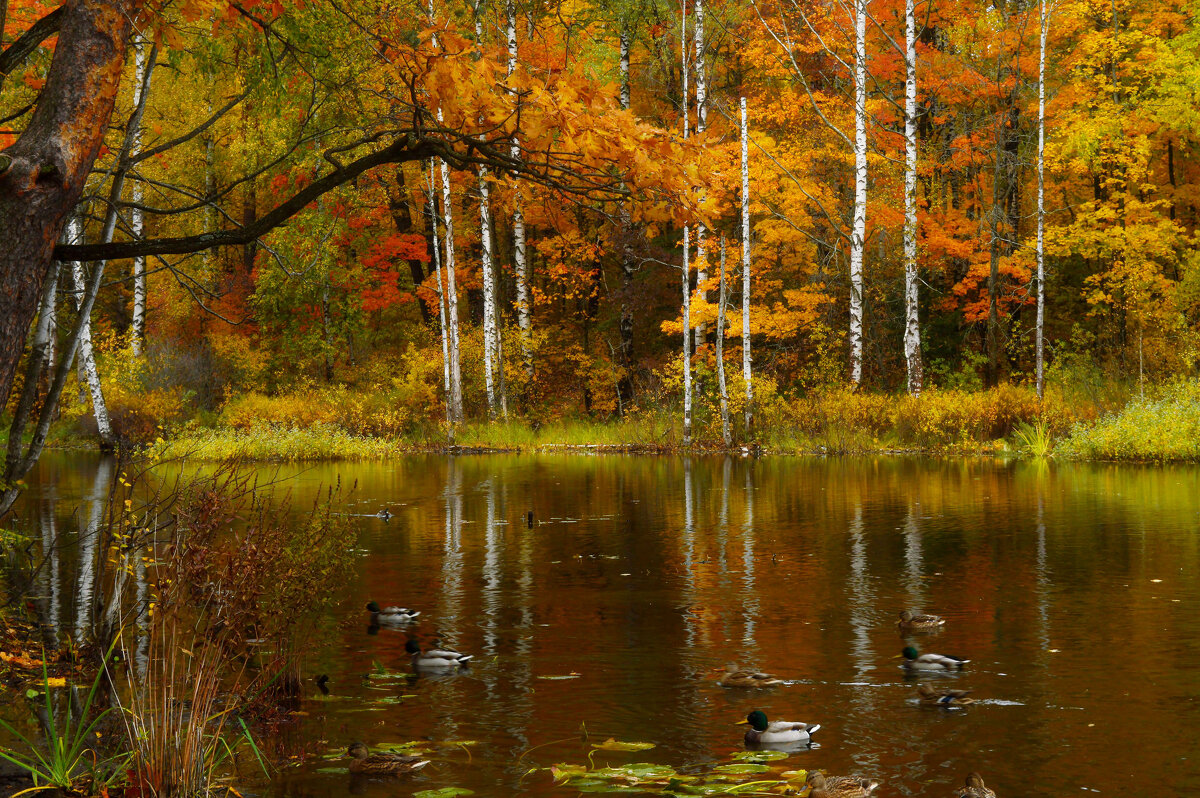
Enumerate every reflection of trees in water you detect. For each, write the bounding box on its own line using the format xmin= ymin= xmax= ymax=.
xmin=438 ymin=456 xmax=464 ymax=643
xmin=903 ymin=502 xmax=925 ymax=610
xmin=682 ymin=457 xmax=697 ymax=649
xmin=741 ymin=461 xmax=759 ymax=650
xmin=37 ymin=486 xmax=62 ymax=647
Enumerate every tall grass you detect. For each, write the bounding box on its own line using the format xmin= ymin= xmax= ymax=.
xmin=0 ymin=652 xmax=127 ymax=794
xmin=114 ymin=621 xmax=265 ymax=797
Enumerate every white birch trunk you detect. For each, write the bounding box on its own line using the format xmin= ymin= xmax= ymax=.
xmin=616 ymin=28 xmax=636 ymax=409
xmin=902 ymin=0 xmax=922 ymax=395
xmin=479 ymin=170 xmax=498 ymax=417
xmin=65 ymin=220 xmax=114 ymax=448
xmin=716 ymin=236 xmax=731 ymax=447
xmin=849 ymin=0 xmax=869 ymax=386
xmin=428 ymin=160 xmax=455 ymax=440
xmin=472 ymin=1 xmax=499 ymax=417
xmin=438 ymin=117 xmax=465 ymax=423
xmin=1036 ymin=0 xmax=1049 ymax=400
xmin=130 ymin=39 xmax=148 ymax=355
xmin=507 ymin=0 xmax=533 ymax=384
xmin=37 ymin=262 xmax=58 ymax=378
xmin=681 ymin=0 xmax=692 ymax=446
xmin=692 ymin=0 xmax=708 ymax=349
xmin=740 ymin=98 xmax=753 ymax=434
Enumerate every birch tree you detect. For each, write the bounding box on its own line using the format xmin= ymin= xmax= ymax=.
xmin=741 ymin=97 xmax=753 ymax=435
xmin=429 ymin=0 xmax=464 ymax=423
xmin=438 ymin=115 xmax=465 ymax=423
xmin=508 ymin=0 xmax=534 ymax=386
xmin=681 ymin=0 xmax=693 ymax=445
xmin=902 ymin=0 xmax=922 ymax=395
xmin=692 ymin=0 xmax=708 ymax=348
xmin=473 ymin=0 xmax=502 ymax=419
xmin=130 ymin=39 xmax=151 ymax=356
xmin=428 ymin=160 xmax=455 ymax=439
xmin=616 ymin=25 xmax=637 ymax=411
xmin=64 ymin=220 xmax=114 ymax=450
xmin=1036 ymin=0 xmax=1055 ymax=400
xmin=849 ymin=0 xmax=869 ymax=386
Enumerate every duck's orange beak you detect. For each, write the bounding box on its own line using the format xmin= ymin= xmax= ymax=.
xmin=734 ymin=719 xmax=750 ymax=725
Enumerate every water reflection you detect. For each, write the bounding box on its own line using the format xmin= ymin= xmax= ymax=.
xmin=8 ymin=454 xmax=1200 ymax=798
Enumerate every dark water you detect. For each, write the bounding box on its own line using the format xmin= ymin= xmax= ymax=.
xmin=9 ymin=453 xmax=1200 ymax=797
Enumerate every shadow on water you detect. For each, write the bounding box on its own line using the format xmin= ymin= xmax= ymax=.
xmin=6 ymin=453 xmax=1200 ymax=797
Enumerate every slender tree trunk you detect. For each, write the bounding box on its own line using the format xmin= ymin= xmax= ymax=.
xmin=438 ymin=115 xmax=465 ymax=423
xmin=849 ymin=0 xmax=869 ymax=386
xmin=0 ymin=0 xmax=137 ymax=410
xmin=616 ymin=28 xmax=637 ymax=413
xmin=692 ymin=0 xmax=708 ymax=349
xmin=39 ymin=263 xmax=58 ymax=387
xmin=507 ymin=0 xmax=534 ymax=387
xmin=479 ymin=170 xmax=498 ymax=417
xmin=64 ymin=220 xmax=114 ymax=449
xmin=716 ymin=237 xmax=730 ymax=447
xmin=1036 ymin=0 xmax=1050 ymax=400
xmin=129 ymin=39 xmax=149 ymax=355
xmin=680 ymin=0 xmax=692 ymax=446
xmin=428 ymin=160 xmax=455 ymax=442
xmin=741 ymin=98 xmax=753 ymax=435
xmin=902 ymin=0 xmax=922 ymax=395
xmin=474 ymin=1 xmax=500 ymax=419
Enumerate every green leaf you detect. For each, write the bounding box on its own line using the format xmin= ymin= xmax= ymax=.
xmin=413 ymin=788 xmax=475 ymax=798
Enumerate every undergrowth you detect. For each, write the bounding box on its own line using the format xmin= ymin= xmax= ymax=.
xmin=1059 ymin=381 xmax=1200 ymax=461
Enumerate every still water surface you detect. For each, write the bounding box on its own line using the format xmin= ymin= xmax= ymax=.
xmin=13 ymin=454 xmax=1200 ymax=797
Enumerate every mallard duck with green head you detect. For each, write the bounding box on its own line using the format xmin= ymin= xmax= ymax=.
xmin=719 ymin=663 xmax=783 ymax=688
xmin=406 ymin=638 xmax=472 ymax=670
xmin=955 ymin=772 xmax=997 ymax=797
xmin=805 ymin=771 xmax=881 ymax=798
xmin=916 ymin=683 xmax=974 ymax=706
xmin=366 ymin=601 xmax=420 ymax=624
xmin=736 ymin=710 xmax=820 ymax=745
xmin=346 ymin=742 xmax=429 ymax=774
xmin=897 ymin=610 xmax=945 ymax=632
xmin=901 ymin=646 xmax=968 ymax=671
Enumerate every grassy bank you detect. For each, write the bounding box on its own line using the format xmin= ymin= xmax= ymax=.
xmin=140 ymin=383 xmax=1094 ymax=461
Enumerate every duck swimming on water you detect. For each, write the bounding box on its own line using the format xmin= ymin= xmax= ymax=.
xmin=346 ymin=742 xmax=429 ymax=774
xmin=737 ymin=710 xmax=820 ymax=745
xmin=901 ymin=646 xmax=968 ymax=671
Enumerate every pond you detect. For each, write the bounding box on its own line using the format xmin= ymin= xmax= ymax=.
xmin=8 ymin=453 xmax=1200 ymax=797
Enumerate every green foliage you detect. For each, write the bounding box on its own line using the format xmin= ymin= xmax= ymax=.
xmin=1060 ymin=380 xmax=1200 ymax=461
xmin=0 ymin=653 xmax=127 ymax=794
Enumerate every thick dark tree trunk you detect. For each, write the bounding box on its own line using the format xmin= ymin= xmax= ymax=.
xmin=0 ymin=0 xmax=136 ymax=409
xmin=387 ymin=166 xmax=433 ymax=325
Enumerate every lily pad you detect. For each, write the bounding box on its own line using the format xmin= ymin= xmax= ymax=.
xmin=414 ymin=789 xmax=474 ymax=798
xmin=315 ymin=767 xmax=349 ymax=774
xmin=730 ymin=750 xmax=789 ymax=762
xmin=591 ymin=738 xmax=656 ymax=752
xmin=712 ymin=763 xmax=771 ymax=775
xmin=538 ymin=674 xmax=583 ymax=680
xmin=590 ymin=763 xmax=678 ymax=781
